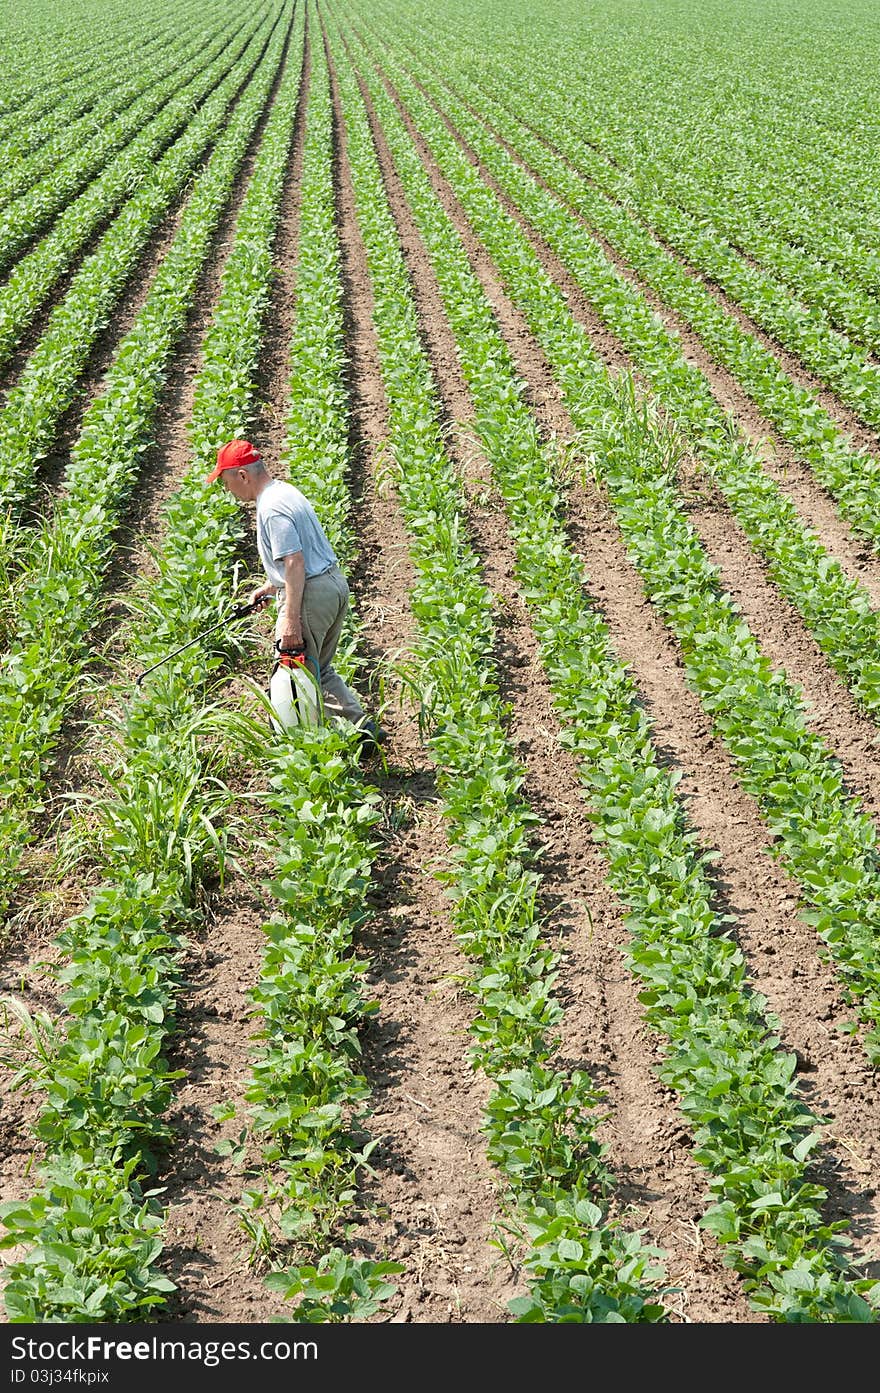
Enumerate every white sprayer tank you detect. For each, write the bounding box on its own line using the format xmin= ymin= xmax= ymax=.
xmin=269 ymin=656 xmax=321 ymax=732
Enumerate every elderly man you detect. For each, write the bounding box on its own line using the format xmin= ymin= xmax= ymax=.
xmin=206 ymin=438 xmax=385 ymax=746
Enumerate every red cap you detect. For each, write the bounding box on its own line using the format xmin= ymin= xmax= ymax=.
xmin=205 ymin=438 xmax=261 ymax=483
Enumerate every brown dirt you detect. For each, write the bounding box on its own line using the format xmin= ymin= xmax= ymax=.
xmin=248 ymin=13 xmax=313 ymax=469
xmin=354 ymin=53 xmax=758 ymax=1321
xmin=471 ymin=93 xmax=880 ymax=596
xmin=6 ymin=8 xmax=880 ymax=1332
xmin=362 ymin=50 xmax=880 ymax=1285
xmin=471 ymin=91 xmax=880 ymax=460
xmin=0 ymin=938 xmax=64 ymax=1279
xmin=315 ymin=35 xmax=519 ymax=1321
xmin=157 ymin=868 xmax=295 ymax=1322
xmin=0 ymin=11 xmax=307 ymax=1323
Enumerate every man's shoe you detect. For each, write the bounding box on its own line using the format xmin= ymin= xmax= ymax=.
xmin=357 ymin=717 xmax=388 ymax=749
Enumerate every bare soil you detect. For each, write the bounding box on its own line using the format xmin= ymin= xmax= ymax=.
xmin=4 ymin=10 xmax=880 ymax=1331
xmin=482 ymin=94 xmax=880 ymax=459
xmin=0 ymin=10 xmax=310 ymax=1325
xmin=357 ymin=60 xmax=756 ymax=1321
xmin=315 ymin=39 xmax=520 ymax=1320
xmin=367 ymin=50 xmax=880 ymax=1287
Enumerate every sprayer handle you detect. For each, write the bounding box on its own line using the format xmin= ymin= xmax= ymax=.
xmin=232 ymin=599 xmax=261 ymax=619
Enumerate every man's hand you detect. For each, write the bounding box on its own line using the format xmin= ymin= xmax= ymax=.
xmin=278 ymin=627 xmax=305 ymax=653
xmin=249 ymin=582 xmax=277 ymax=610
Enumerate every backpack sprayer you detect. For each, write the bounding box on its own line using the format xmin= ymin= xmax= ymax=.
xmin=134 ymin=599 xmax=321 ymax=731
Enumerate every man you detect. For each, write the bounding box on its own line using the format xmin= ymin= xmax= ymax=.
xmin=206 ymin=438 xmax=385 ymax=746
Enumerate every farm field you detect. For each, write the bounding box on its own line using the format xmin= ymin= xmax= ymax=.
xmin=1 ymin=0 xmax=880 ymax=1324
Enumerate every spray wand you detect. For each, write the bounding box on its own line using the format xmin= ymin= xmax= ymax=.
xmin=134 ymin=599 xmax=259 ymax=687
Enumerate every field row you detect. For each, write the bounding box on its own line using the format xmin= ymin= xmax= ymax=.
xmin=1 ymin=0 xmax=879 ymax=1323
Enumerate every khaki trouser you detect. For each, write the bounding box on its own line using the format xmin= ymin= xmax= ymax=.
xmin=275 ymin=565 xmax=365 ymax=725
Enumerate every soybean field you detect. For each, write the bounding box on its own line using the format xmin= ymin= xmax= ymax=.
xmin=2 ymin=0 xmax=880 ymax=1325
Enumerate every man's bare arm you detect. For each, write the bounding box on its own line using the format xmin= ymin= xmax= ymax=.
xmin=279 ymin=550 xmax=306 ymax=649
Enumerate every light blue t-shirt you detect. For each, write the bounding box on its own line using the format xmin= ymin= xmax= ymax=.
xmin=255 ymin=479 xmax=337 ymax=590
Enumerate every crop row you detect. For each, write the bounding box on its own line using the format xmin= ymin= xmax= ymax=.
xmin=560 ymin=47 xmax=880 ymax=297
xmin=475 ymin=74 xmax=880 ymax=437
xmin=0 ymin=1 xmax=296 ymax=924
xmin=399 ymin=74 xmax=880 ymax=724
xmin=0 ymin=2 xmax=201 ymax=134
xmin=234 ymin=22 xmax=402 ymax=1319
xmin=339 ymin=16 xmax=880 ymax=1321
xmin=374 ymin=11 xmax=880 ymax=578
xmin=557 ymin=112 xmax=880 ymax=359
xmin=433 ymin=1 xmax=880 ymax=298
xmin=0 ymin=3 xmax=276 ymax=382
xmin=330 ymin=15 xmax=676 ymax=1321
xmin=0 ymin=3 xmax=286 ymax=537
xmin=0 ymin=4 xmax=259 ymax=278
xmin=0 ymin=24 xmax=155 ymax=149
xmin=0 ymin=0 xmax=306 ymax=1320
xmin=0 ymin=3 xmax=224 ymax=212
xmin=432 ymin=20 xmax=880 ymax=352
xmin=363 ymin=29 xmax=880 ymax=1070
